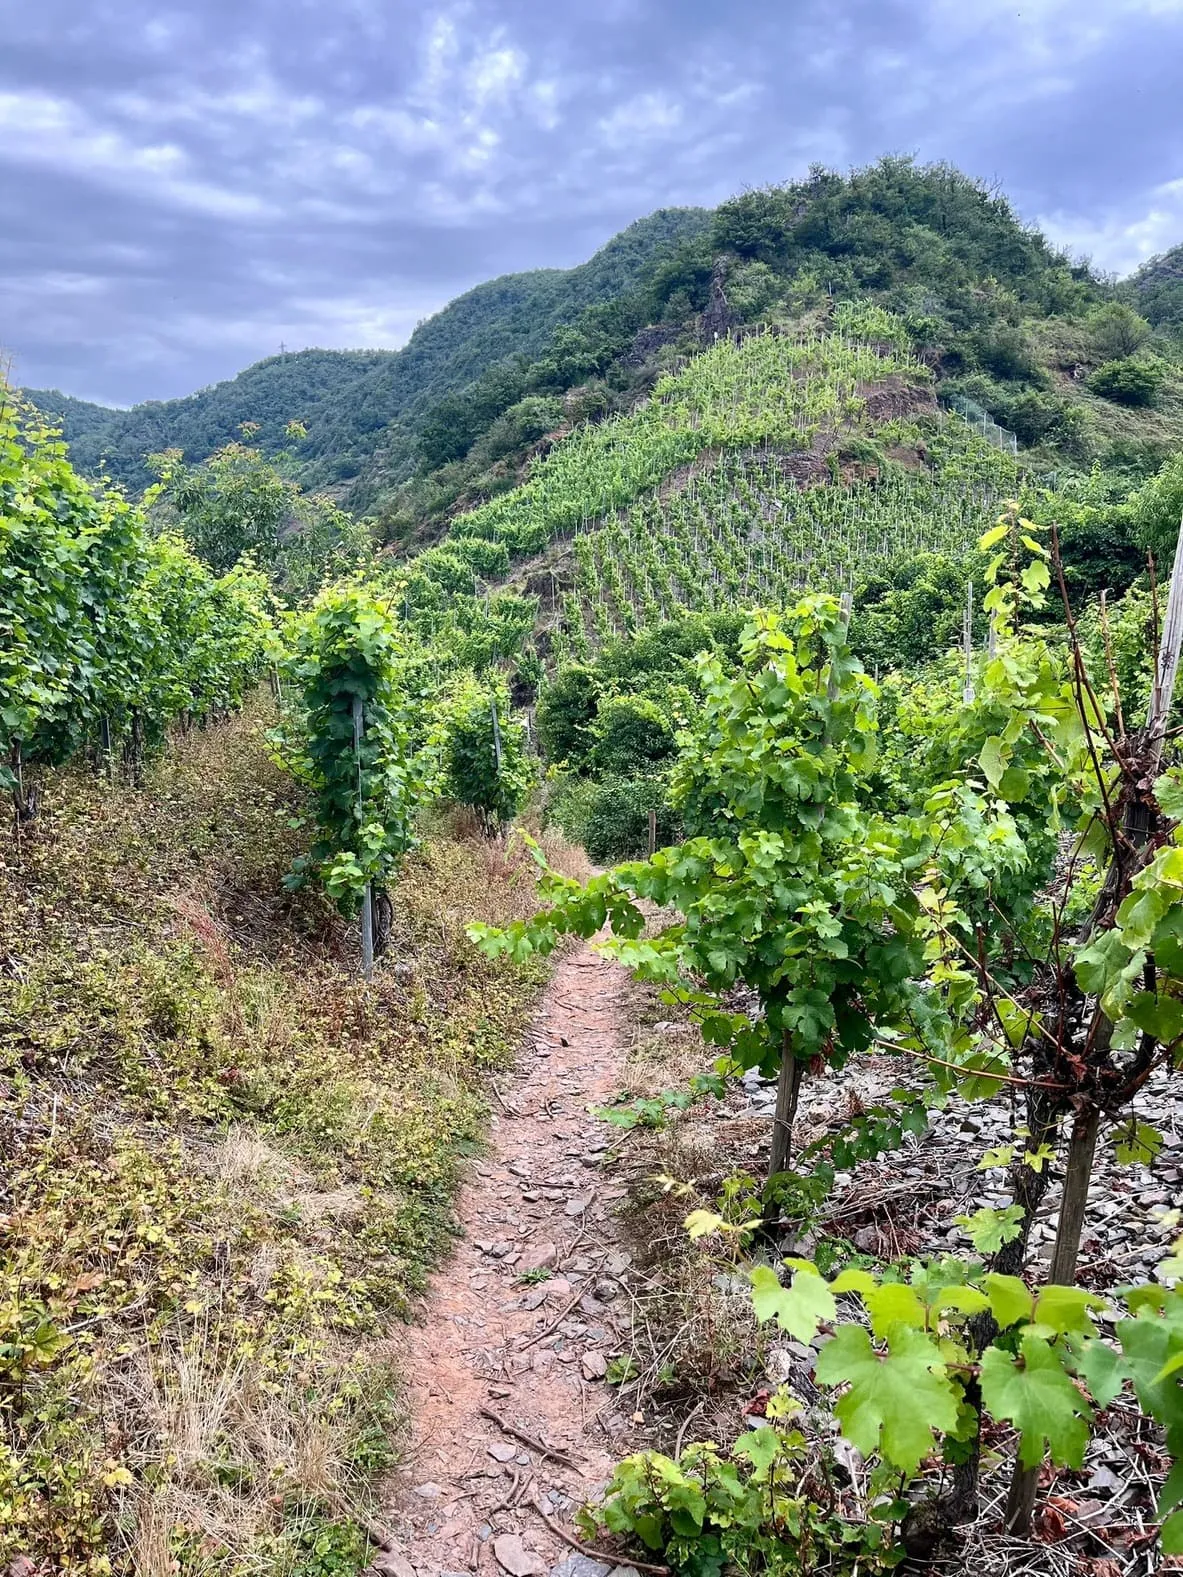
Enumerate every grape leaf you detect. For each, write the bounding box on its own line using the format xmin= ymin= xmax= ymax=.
xmin=1074 ymin=1338 xmax=1126 ymax=1408
xmin=864 ymin=1282 xmax=927 ymax=1338
xmin=1032 ymin=1285 xmax=1106 ymax=1336
xmin=814 ymin=1323 xmax=959 ymax=1474
xmin=979 ymin=1335 xmax=1092 ymax=1467
xmin=1113 ymin=1119 xmax=1164 ymax=1167
xmin=955 ymin=1205 xmax=1024 ymax=1253
xmin=750 ymin=1264 xmax=835 ymax=1342
xmin=1154 ymin=768 xmax=1183 ymax=823
xmin=732 ymin=1425 xmax=780 ymax=1476
xmin=984 ymin=1273 xmax=1033 ymax=1329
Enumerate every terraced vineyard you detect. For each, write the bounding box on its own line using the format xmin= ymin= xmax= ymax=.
xmin=557 ymin=442 xmax=1011 ymax=651
xmin=441 ymin=328 xmax=926 ymax=558
xmin=396 ymin=315 xmax=1020 ymax=664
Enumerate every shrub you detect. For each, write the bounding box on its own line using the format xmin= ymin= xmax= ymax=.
xmin=545 ymin=771 xmax=679 ymax=861
xmin=1087 ymin=357 xmax=1163 ymax=406
xmin=1087 ymin=301 xmax=1151 ymax=361
xmin=592 ymin=695 xmax=677 ymax=777
xmin=536 ymin=664 xmax=602 ymax=768
xmin=440 ymin=675 xmax=533 ymax=830
xmin=583 ymin=773 xmax=680 ymax=862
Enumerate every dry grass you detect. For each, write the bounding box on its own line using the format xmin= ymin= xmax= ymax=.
xmin=0 ymin=700 xmax=553 ymax=1573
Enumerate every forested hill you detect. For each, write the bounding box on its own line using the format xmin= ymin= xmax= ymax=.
xmin=1131 ymin=242 xmax=1183 ymax=335
xmin=22 ymin=205 xmax=709 ymax=498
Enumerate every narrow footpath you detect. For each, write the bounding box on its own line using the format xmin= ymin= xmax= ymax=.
xmin=371 ymin=941 xmax=645 ymax=1577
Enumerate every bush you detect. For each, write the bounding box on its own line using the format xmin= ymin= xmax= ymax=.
xmin=440 ymin=675 xmax=533 ymax=830
xmin=546 ymin=772 xmax=679 ymax=861
xmin=536 ymin=664 xmax=602 ymax=768
xmin=592 ymin=695 xmax=677 ymax=777
xmin=583 ymin=774 xmax=680 ymax=862
xmin=1088 ymin=357 xmax=1163 ymax=407
xmin=1087 ymin=302 xmax=1151 ymax=361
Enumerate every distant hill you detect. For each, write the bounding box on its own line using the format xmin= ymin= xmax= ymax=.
xmin=1130 ymin=243 xmax=1183 ymax=335
xmin=21 ymin=207 xmax=711 ymax=500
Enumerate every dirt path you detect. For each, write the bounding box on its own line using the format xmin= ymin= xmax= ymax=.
xmin=373 ymin=942 xmax=642 ymax=1577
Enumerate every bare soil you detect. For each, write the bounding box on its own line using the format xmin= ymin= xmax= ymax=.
xmin=374 ymin=941 xmax=643 ymax=1577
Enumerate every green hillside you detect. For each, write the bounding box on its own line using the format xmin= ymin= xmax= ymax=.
xmin=378 ymin=159 xmax=1183 ymax=558
xmin=1130 ymin=241 xmax=1183 ymax=336
xmin=22 ymin=207 xmax=709 ymax=499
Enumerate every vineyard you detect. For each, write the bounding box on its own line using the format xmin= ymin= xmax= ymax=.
xmin=558 ymin=444 xmax=1010 ymax=650
xmin=429 ymin=325 xmax=927 ymax=568
xmin=1 ymin=396 xmax=274 ymax=799
xmin=5 ymin=277 xmax=1183 ymax=1576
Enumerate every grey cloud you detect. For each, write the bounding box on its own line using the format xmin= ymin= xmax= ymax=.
xmin=1 ymin=0 xmax=1181 ymax=404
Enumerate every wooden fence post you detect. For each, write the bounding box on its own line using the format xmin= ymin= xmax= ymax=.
xmin=352 ymin=694 xmax=374 ymax=981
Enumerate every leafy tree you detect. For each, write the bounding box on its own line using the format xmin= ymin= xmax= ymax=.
xmin=1087 ymin=301 xmax=1152 ymax=360
xmin=149 ymin=443 xmax=372 ymax=594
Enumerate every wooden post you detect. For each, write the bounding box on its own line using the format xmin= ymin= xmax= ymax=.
xmin=963 ymin=579 xmax=975 ymax=703
xmin=352 ymin=695 xmax=374 ymax=981
xmin=491 ymin=699 xmax=503 ymax=775
xmin=1149 ymin=511 xmax=1183 ymax=758
xmin=648 ymin=807 xmax=657 ymax=858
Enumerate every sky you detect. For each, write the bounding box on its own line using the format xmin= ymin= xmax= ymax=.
xmin=2 ymin=0 xmax=1182 ymax=407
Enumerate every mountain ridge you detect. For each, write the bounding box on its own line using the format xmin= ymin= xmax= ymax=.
xmin=21 ymin=207 xmax=711 ymax=499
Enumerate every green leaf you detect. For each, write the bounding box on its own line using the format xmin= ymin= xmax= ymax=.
xmin=750 ymin=1264 xmax=835 ymax=1342
xmin=932 ymin=1285 xmax=992 ymax=1318
xmin=1074 ymin=1339 xmax=1126 ymax=1408
xmin=979 ymin=735 xmax=1007 ymax=791
xmin=815 ymin=1323 xmax=959 ymax=1475
xmin=732 ymin=1426 xmax=780 ymax=1476
xmin=1125 ymin=993 xmax=1183 ymax=1046
xmin=1032 ymin=1285 xmax=1107 ymax=1336
xmin=1113 ymin=1119 xmax=1165 ymax=1166
xmin=1163 ymin=1508 xmax=1183 ymax=1555
xmin=955 ymin=1205 xmax=1024 ymax=1253
xmin=979 ymin=523 xmax=1009 ymax=550
xmin=980 ymin=1334 xmax=1092 ymax=1468
xmin=1154 ymin=768 xmax=1183 ymax=822
xmin=864 ymin=1282 xmax=928 ymax=1338
xmin=1075 ymin=930 xmax=1135 ymax=997
xmin=983 ymin=1273 xmax=1034 ymax=1329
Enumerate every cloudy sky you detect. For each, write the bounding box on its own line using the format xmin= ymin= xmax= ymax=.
xmin=2 ymin=0 xmax=1182 ymax=407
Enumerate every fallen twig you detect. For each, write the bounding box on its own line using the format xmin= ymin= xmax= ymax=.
xmin=479 ymin=1405 xmax=580 ymax=1471
xmin=491 ymin=1469 xmax=522 ymax=1512
xmin=514 ymin=1289 xmax=584 ymax=1352
xmin=527 ymin=1493 xmax=670 ymax=1575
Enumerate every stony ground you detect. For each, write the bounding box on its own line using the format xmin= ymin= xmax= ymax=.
xmin=366 ymin=946 xmax=1181 ymax=1577
xmin=743 ymin=1053 xmax=1183 ymax=1285
xmin=369 ymin=942 xmax=646 ymax=1577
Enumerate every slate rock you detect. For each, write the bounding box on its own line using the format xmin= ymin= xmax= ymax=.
xmin=550 ymin=1558 xmax=612 ymax=1577
xmin=493 ymin=1532 xmax=546 ymax=1575
xmin=368 ymin=1556 xmax=416 ymax=1577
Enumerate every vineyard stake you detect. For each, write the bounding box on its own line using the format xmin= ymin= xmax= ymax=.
xmin=352 ymin=694 xmax=374 ymax=981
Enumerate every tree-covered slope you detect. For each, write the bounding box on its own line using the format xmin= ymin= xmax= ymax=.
xmin=1130 ymin=242 xmax=1183 ymax=336
xmin=21 ymin=207 xmax=709 ymax=499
